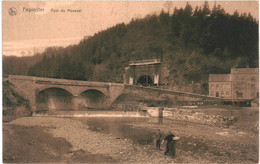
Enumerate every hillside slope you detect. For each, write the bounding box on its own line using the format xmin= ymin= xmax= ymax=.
xmin=3 ymin=81 xmax=31 ymax=121
xmin=3 ymin=2 xmax=258 ymax=87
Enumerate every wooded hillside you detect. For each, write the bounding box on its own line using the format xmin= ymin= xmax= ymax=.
xmin=3 ymin=2 xmax=258 ymax=87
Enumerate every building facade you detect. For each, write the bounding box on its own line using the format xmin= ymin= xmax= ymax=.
xmin=209 ymin=68 xmax=259 ymax=100
xmin=124 ymin=59 xmax=169 ymax=86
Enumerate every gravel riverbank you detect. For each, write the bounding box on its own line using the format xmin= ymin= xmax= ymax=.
xmin=7 ymin=117 xmax=207 ymax=163
xmin=5 ymin=116 xmax=258 ymax=163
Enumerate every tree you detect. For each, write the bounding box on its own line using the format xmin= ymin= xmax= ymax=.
xmin=24 ymin=3 xmax=258 ymax=86
xmin=202 ymin=1 xmax=211 ymax=16
xmin=164 ymin=1 xmax=173 ymax=14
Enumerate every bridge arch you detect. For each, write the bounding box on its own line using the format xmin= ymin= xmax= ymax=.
xmin=36 ymin=87 xmax=73 ymax=111
xmin=38 ymin=86 xmax=74 ymax=96
xmin=137 ymin=75 xmax=153 ymax=86
xmin=80 ymin=89 xmax=107 ymax=109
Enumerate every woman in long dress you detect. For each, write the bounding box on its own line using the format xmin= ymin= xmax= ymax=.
xmin=162 ymin=131 xmax=175 ymax=157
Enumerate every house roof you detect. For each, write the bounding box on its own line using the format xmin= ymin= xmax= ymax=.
xmin=209 ymin=74 xmax=231 ymax=82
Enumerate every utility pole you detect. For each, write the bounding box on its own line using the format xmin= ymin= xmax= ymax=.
xmin=133 ymin=65 xmax=136 ymax=85
xmin=146 ymin=64 xmax=148 ymax=86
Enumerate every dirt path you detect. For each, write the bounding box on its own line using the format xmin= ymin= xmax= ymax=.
xmin=4 ymin=116 xmax=258 ymax=163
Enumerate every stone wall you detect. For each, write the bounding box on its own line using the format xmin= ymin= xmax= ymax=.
xmin=147 ymin=107 xmax=236 ymax=127
xmin=33 ymin=110 xmax=147 ymax=117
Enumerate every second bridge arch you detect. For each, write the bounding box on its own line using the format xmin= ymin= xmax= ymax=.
xmin=79 ymin=89 xmax=107 ymax=109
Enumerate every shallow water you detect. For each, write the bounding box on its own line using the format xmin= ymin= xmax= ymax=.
xmin=74 ymin=117 xmax=162 ymax=145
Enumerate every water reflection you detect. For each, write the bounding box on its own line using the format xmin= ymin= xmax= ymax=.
xmin=74 ymin=117 xmax=160 ymax=145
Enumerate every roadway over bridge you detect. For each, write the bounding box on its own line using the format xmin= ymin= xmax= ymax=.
xmin=125 ymin=85 xmax=221 ymax=100
xmin=8 ymin=75 xmax=125 ymax=111
xmin=125 ymin=85 xmax=254 ymax=106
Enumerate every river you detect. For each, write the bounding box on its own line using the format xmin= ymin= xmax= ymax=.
xmin=73 ymin=117 xmax=164 ymax=145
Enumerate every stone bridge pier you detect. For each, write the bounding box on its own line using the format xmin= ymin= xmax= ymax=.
xmin=8 ymin=75 xmax=125 ymax=111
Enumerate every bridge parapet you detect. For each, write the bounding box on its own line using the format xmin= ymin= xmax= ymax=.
xmin=8 ymin=75 xmax=123 ymax=87
xmin=125 ymin=84 xmax=221 ymax=100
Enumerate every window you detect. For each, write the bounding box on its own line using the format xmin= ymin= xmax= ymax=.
xmin=216 ymin=84 xmax=219 ymax=88
xmin=251 ymin=84 xmax=255 ymax=88
xmin=226 ymin=91 xmax=230 ymax=96
xmin=237 ymin=92 xmax=243 ymax=98
xmin=216 ymin=92 xmax=219 ymax=97
xmin=211 ymin=92 xmax=214 ymax=96
xmin=226 ymin=83 xmax=230 ymax=88
xmin=211 ymin=84 xmax=214 ymax=89
xmin=221 ymin=91 xmax=224 ymax=98
xmin=251 ymin=92 xmax=255 ymax=98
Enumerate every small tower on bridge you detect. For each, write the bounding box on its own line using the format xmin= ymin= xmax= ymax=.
xmin=124 ymin=59 xmax=169 ymax=86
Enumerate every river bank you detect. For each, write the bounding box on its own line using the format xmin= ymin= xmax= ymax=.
xmin=3 ymin=117 xmax=203 ymax=163
xmin=3 ymin=115 xmax=258 ymax=163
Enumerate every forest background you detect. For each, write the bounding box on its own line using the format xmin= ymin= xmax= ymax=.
xmin=3 ymin=2 xmax=259 ymax=94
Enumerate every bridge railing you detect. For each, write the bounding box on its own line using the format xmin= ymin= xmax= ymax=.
xmin=124 ymin=84 xmax=220 ymax=100
xmin=8 ymin=75 xmax=124 ymax=87
xmin=129 ymin=59 xmax=161 ymax=65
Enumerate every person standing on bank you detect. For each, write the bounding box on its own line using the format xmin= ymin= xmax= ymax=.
xmin=161 ymin=131 xmax=176 ymax=157
xmin=154 ymin=129 xmax=162 ymax=150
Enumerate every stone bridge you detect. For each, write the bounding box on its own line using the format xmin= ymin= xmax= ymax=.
xmin=8 ymin=75 xmax=125 ymax=111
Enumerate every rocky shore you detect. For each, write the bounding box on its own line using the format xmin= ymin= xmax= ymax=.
xmin=5 ymin=117 xmax=201 ymax=163
xmin=4 ymin=115 xmax=258 ymax=163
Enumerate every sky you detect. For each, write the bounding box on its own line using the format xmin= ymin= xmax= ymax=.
xmin=2 ymin=1 xmax=259 ymax=57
